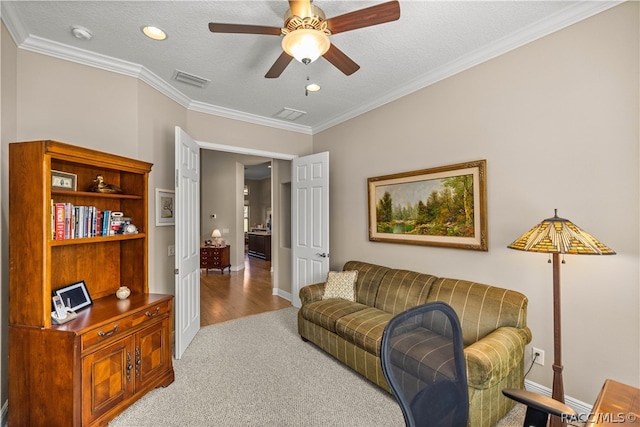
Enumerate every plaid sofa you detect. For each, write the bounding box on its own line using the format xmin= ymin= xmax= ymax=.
xmin=298 ymin=260 xmax=532 ymax=427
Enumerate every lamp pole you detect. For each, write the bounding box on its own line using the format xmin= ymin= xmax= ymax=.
xmin=550 ymin=252 xmax=566 ymax=427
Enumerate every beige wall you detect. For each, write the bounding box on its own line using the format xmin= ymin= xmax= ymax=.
xmin=1 ymin=21 xmax=18 ymax=415
xmin=272 ymin=158 xmax=292 ymax=297
xmin=136 ymin=80 xmax=187 ymax=295
xmin=313 ymin=2 xmax=639 ymax=405
xmin=15 ymin=51 xmax=139 ymax=152
xmin=187 ymin=110 xmax=312 ymax=157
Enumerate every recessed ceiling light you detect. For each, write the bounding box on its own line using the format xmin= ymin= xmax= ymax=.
xmin=306 ymin=83 xmax=321 ymax=92
xmin=71 ymin=25 xmax=92 ymax=41
xmin=142 ymin=26 xmax=167 ymax=41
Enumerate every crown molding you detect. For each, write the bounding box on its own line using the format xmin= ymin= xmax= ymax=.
xmin=189 ymin=100 xmax=313 ymax=135
xmin=2 ymin=1 xmax=623 ymax=136
xmin=312 ymin=0 xmax=623 ymax=134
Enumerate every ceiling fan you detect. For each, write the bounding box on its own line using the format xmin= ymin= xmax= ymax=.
xmin=208 ymin=0 xmax=400 ymax=78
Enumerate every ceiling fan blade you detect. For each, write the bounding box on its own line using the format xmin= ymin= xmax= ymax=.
xmin=323 ymin=44 xmax=360 ymax=76
xmin=265 ymin=52 xmax=294 ymax=78
xmin=288 ymin=0 xmax=312 ymax=18
xmin=208 ymin=23 xmax=282 ymax=36
xmin=326 ymin=1 xmax=400 ymax=35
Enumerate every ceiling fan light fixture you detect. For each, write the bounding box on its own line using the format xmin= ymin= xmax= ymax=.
xmin=306 ymin=83 xmax=321 ymax=92
xmin=142 ymin=25 xmax=167 ymax=41
xmin=282 ymin=29 xmax=330 ymax=65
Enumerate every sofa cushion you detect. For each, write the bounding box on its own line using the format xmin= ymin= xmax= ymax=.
xmin=374 ymin=269 xmax=438 ymax=315
xmin=300 ymin=299 xmax=369 ymax=332
xmin=343 ymin=261 xmax=391 ymax=307
xmin=322 ymin=270 xmax=358 ymax=301
xmin=335 ymin=307 xmax=393 ymax=356
xmin=427 ymin=278 xmax=529 ymax=346
xmin=387 ymin=326 xmax=457 ymax=384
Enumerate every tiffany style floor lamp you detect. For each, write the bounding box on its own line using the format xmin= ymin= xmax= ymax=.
xmin=508 ymin=209 xmax=615 ymax=427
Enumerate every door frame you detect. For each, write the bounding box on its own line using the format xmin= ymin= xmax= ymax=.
xmin=196 ymin=140 xmax=298 ymax=294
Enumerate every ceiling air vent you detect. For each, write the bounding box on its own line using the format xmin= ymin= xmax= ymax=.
xmin=273 ymin=107 xmax=306 ymax=121
xmin=172 ymin=70 xmax=210 ymax=88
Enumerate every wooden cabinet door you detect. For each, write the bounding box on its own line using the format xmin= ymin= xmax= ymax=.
xmin=135 ymin=317 xmax=171 ymax=390
xmin=82 ymin=337 xmax=134 ymax=425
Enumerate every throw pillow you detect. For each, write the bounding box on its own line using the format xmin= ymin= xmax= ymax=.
xmin=322 ymin=270 xmax=358 ymax=301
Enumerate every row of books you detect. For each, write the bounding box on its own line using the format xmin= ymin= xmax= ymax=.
xmin=51 ymin=202 xmax=132 ymax=240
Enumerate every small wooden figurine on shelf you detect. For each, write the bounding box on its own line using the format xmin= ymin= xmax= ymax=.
xmin=89 ymin=175 xmax=123 ymax=193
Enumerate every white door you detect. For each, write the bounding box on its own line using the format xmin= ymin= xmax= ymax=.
xmin=291 ymin=152 xmax=330 ymax=307
xmin=174 ymin=126 xmax=200 ymax=359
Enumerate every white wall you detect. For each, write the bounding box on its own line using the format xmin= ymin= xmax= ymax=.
xmin=313 ymin=2 xmax=639 ymax=405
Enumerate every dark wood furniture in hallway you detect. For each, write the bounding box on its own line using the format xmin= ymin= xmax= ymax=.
xmin=200 ymin=245 xmax=231 ymax=274
xmin=200 ymin=254 xmax=290 ymax=326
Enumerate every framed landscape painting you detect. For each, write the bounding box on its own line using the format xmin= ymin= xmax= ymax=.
xmin=368 ymin=160 xmax=488 ymax=251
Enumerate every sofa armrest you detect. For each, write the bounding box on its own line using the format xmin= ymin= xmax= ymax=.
xmin=464 ymin=326 xmax=532 ymax=389
xmin=299 ymin=283 xmax=326 ymax=305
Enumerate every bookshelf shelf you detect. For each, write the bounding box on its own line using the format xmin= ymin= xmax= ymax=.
xmin=52 ymin=189 xmax=143 ymax=199
xmin=49 ymin=233 xmax=147 ymax=246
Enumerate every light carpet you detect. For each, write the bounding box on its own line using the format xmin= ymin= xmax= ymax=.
xmin=110 ymin=307 xmax=527 ymax=427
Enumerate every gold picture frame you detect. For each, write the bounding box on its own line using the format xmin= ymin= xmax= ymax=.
xmin=368 ymin=160 xmax=488 ymax=251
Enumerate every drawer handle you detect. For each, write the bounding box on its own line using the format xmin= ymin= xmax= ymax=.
xmin=145 ymin=307 xmax=161 ymax=317
xmin=98 ymin=324 xmax=119 ymax=337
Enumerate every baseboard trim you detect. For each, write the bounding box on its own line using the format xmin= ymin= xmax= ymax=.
xmin=525 ymin=379 xmax=593 ymax=415
xmin=230 ymin=264 xmax=244 ymax=272
xmin=272 ymin=288 xmax=292 ymax=301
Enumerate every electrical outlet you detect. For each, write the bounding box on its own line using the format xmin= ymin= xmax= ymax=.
xmin=532 ymin=347 xmax=545 ymax=366
xmin=168 ymin=245 xmax=175 ymax=256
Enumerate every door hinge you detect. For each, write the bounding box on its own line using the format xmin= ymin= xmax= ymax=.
xmin=175 ymin=169 xmax=179 ymax=188
xmin=174 ymin=268 xmax=179 ymax=275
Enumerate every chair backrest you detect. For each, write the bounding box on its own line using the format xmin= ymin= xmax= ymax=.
xmin=381 ymin=302 xmax=469 ymax=427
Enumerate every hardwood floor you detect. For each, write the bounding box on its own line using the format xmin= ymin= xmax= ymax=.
xmin=200 ymin=253 xmax=291 ymax=326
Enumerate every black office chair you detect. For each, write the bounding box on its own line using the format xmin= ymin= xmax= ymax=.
xmin=380 ymin=302 xmax=468 ymax=427
xmin=381 ymin=302 xmax=578 ymax=427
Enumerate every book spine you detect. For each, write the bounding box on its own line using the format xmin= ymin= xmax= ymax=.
xmin=64 ymin=203 xmax=72 ymax=240
xmin=96 ymin=209 xmax=102 ymax=237
xmin=54 ymin=203 xmax=65 ymax=240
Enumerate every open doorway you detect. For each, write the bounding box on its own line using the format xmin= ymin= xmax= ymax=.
xmin=199 ymin=149 xmax=293 ymax=326
xmin=244 ymin=162 xmax=272 ymax=260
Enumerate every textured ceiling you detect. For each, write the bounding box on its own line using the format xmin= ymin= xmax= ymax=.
xmin=1 ymin=1 xmax=619 ymax=134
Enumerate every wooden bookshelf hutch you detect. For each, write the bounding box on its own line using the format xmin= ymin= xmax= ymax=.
xmin=8 ymin=141 xmax=174 ymax=426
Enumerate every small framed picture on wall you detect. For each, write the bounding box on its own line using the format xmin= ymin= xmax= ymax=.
xmin=156 ymin=188 xmax=175 ymax=226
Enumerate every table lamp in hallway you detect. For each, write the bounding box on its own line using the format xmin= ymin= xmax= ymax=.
xmin=212 ymin=228 xmax=222 ymax=247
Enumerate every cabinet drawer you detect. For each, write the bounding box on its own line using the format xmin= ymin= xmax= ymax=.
xmin=132 ymin=301 xmax=171 ymax=327
xmin=82 ymin=318 xmax=133 ymax=351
